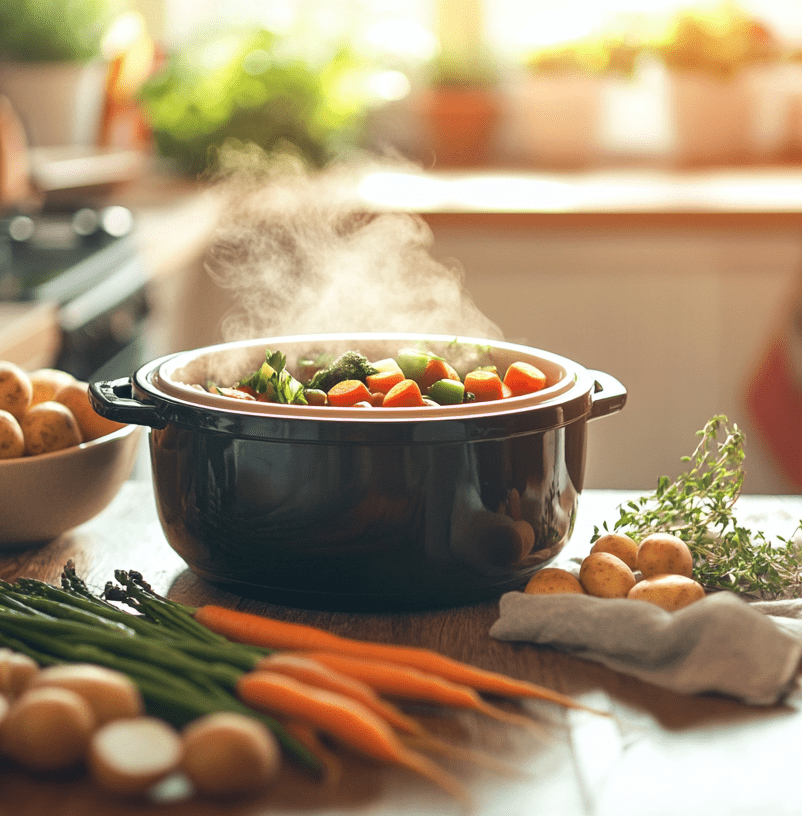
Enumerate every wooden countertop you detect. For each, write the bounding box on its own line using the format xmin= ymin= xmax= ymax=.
xmin=1 ymin=481 xmax=801 ymax=816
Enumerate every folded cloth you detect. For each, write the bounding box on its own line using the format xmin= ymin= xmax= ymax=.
xmin=489 ymin=590 xmax=802 ymax=705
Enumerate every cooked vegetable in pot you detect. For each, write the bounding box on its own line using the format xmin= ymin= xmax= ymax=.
xmin=206 ymin=346 xmax=549 ymax=408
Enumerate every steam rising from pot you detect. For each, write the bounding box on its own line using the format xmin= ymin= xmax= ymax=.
xmin=204 ymin=151 xmax=503 ymax=343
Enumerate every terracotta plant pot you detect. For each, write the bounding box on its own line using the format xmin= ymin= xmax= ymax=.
xmin=421 ymin=86 xmax=501 ymax=168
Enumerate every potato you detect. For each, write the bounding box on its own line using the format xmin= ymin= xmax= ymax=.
xmin=627 ymin=574 xmax=705 ymax=611
xmin=637 ymin=533 xmax=694 ymax=579
xmin=30 ymin=664 xmax=144 ymax=726
xmin=54 ymin=381 xmax=125 ymax=442
xmin=88 ymin=716 xmax=184 ymax=796
xmin=0 ymin=409 xmax=24 ymax=459
xmin=0 ymin=649 xmax=39 ymax=699
xmin=0 ymin=361 xmax=32 ymax=420
xmin=181 ymin=712 xmax=281 ymax=797
xmin=0 ymin=686 xmax=96 ymax=771
xmin=29 ymin=368 xmax=76 ymax=407
xmin=579 ymin=552 xmax=636 ymax=598
xmin=524 ymin=567 xmax=585 ymax=595
xmin=590 ymin=533 xmax=638 ymax=570
xmin=19 ymin=401 xmax=83 ymax=455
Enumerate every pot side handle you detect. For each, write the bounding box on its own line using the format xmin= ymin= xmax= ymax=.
xmin=588 ymin=370 xmax=627 ymax=421
xmin=89 ymin=378 xmax=168 ymax=430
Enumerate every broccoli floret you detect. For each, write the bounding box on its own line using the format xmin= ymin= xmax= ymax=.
xmin=306 ymin=351 xmax=378 ymax=392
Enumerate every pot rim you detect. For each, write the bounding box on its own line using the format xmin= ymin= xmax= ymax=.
xmin=148 ymin=332 xmax=591 ymax=423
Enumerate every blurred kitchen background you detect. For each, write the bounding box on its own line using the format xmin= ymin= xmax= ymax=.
xmin=2 ymin=0 xmax=802 ymax=494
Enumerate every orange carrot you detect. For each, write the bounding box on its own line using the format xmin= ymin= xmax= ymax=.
xmin=503 ymin=362 xmax=547 ymax=396
xmin=365 ymin=369 xmax=405 ymax=394
xmin=326 ymin=380 xmax=372 ymax=407
xmin=256 ymin=654 xmax=425 ymax=736
xmin=193 ymin=604 xmax=592 ymax=712
xmin=382 ymin=379 xmax=425 ymax=408
xmin=296 ymin=652 xmax=543 ymax=731
xmin=236 ymin=671 xmax=468 ymax=804
xmin=420 ymin=358 xmax=460 ymax=391
xmin=463 ymin=370 xmax=504 ymax=402
xmin=281 ymin=720 xmax=343 ymax=787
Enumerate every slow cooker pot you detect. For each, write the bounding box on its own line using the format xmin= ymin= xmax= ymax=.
xmin=90 ymin=333 xmax=626 ymax=610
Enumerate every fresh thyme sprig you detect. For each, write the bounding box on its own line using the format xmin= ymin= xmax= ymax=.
xmin=592 ymin=415 xmax=802 ymax=598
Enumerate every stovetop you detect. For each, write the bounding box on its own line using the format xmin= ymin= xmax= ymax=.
xmin=0 ymin=206 xmax=136 ymax=304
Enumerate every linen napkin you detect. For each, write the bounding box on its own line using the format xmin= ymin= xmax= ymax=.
xmin=489 ymin=589 xmax=802 ymax=705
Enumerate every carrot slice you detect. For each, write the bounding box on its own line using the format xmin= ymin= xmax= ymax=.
xmin=382 ymin=379 xmax=425 ymax=408
xmin=463 ymin=370 xmax=504 ymax=402
xmin=419 ymin=358 xmax=460 ymax=391
xmin=365 ymin=369 xmax=405 ymax=394
xmin=326 ymin=380 xmax=372 ymax=407
xmin=503 ymin=362 xmax=547 ymax=395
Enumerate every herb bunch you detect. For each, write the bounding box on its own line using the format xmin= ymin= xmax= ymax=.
xmin=593 ymin=415 xmax=802 ymax=599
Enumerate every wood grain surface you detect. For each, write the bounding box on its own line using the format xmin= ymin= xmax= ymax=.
xmin=1 ymin=482 xmax=801 ymax=816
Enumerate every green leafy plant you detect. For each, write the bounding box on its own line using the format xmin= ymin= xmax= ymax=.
xmin=138 ymin=26 xmax=369 ymax=176
xmin=0 ymin=0 xmax=123 ymax=62
xmin=593 ymin=415 xmax=802 ymax=599
xmin=524 ymin=33 xmax=643 ymax=78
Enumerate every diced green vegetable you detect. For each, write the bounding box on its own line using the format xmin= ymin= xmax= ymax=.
xmin=426 ymin=379 xmax=466 ymax=405
xmin=395 ymin=348 xmax=435 ymax=384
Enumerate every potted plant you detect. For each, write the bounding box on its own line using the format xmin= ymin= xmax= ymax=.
xmin=0 ymin=0 xmax=123 ymax=147
xmin=650 ymin=2 xmax=780 ymax=164
xmin=515 ymin=31 xmax=642 ymax=168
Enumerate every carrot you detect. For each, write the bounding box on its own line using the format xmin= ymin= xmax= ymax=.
xmin=365 ymin=369 xmax=405 ymax=394
xmin=236 ymin=671 xmax=468 ymax=805
xmin=503 ymin=362 xmax=547 ymax=396
xmin=296 ymin=652 xmax=544 ymax=732
xmin=463 ymin=370 xmax=504 ymax=402
xmin=419 ymin=358 xmax=460 ymax=391
xmin=193 ymin=604 xmax=593 ymax=712
xmin=256 ymin=654 xmax=425 ymax=737
xmin=382 ymin=379 xmax=425 ymax=408
xmin=326 ymin=380 xmax=372 ymax=407
xmin=258 ymin=655 xmax=534 ymax=775
xmin=281 ymin=720 xmax=343 ymax=788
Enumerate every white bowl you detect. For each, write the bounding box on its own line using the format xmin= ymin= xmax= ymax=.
xmin=0 ymin=424 xmax=142 ymax=545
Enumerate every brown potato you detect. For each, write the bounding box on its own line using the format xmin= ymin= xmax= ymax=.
xmin=579 ymin=551 xmax=636 ymax=598
xmin=590 ymin=533 xmax=639 ymax=570
xmin=29 ymin=368 xmax=76 ymax=407
xmin=0 ymin=361 xmax=32 ymax=420
xmin=0 ymin=409 xmax=24 ymax=459
xmin=54 ymin=381 xmax=125 ymax=442
xmin=524 ymin=567 xmax=585 ymax=595
xmin=627 ymin=574 xmax=705 ymax=611
xmin=19 ymin=401 xmax=83 ymax=456
xmin=637 ymin=533 xmax=694 ymax=579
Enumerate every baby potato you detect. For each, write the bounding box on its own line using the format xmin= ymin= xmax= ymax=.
xmin=0 ymin=409 xmax=24 ymax=459
xmin=20 ymin=401 xmax=83 ymax=456
xmin=627 ymin=574 xmax=705 ymax=611
xmin=637 ymin=533 xmax=694 ymax=579
xmin=54 ymin=381 xmax=125 ymax=442
xmin=590 ymin=533 xmax=638 ymax=570
xmin=579 ymin=551 xmax=636 ymax=598
xmin=0 ymin=361 xmax=32 ymax=420
xmin=524 ymin=567 xmax=585 ymax=595
xmin=29 ymin=368 xmax=76 ymax=407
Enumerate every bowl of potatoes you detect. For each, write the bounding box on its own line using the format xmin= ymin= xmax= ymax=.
xmin=0 ymin=361 xmax=141 ymax=545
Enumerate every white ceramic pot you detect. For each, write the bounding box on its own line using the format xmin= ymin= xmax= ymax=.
xmin=0 ymin=60 xmax=108 ymax=147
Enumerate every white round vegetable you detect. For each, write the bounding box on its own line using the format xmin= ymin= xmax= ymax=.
xmin=0 ymin=686 xmax=96 ymax=771
xmin=30 ymin=663 xmax=144 ymax=726
xmin=181 ymin=712 xmax=281 ymax=797
xmin=88 ymin=716 xmax=184 ymax=796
